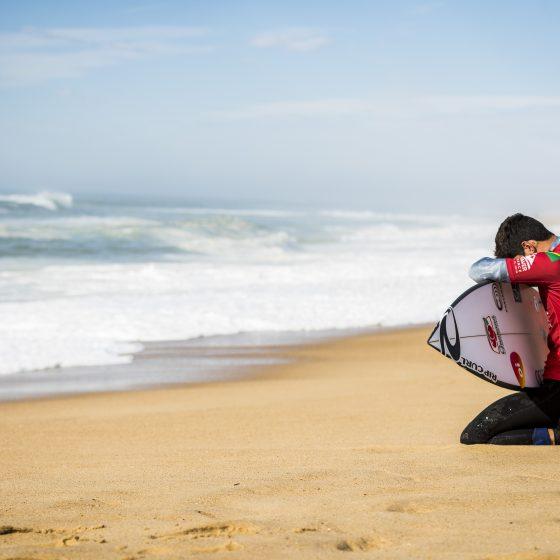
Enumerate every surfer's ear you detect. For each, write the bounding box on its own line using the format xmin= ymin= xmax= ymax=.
xmin=521 ymin=240 xmax=537 ymax=255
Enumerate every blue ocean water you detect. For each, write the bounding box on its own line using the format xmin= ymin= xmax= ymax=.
xmin=0 ymin=191 xmax=497 ymax=385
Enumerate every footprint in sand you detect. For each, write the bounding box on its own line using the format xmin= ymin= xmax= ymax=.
xmin=196 ymin=510 xmax=217 ymax=519
xmin=0 ymin=523 xmax=107 ymax=550
xmin=0 ymin=557 xmax=40 ymax=560
xmin=386 ymin=500 xmax=433 ymax=513
xmin=336 ymin=536 xmax=388 ymax=552
xmin=0 ymin=526 xmax=33 ymax=535
xmin=150 ymin=522 xmax=259 ymax=540
xmin=145 ymin=524 xmax=255 ymax=556
xmin=484 ymin=553 xmax=560 ymax=560
xmin=191 ymin=541 xmax=242 ymax=553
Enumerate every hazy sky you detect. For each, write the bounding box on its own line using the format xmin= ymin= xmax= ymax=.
xmin=1 ymin=0 xmax=559 ymax=212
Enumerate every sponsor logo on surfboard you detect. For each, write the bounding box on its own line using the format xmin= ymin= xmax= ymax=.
xmin=535 ymin=368 xmax=544 ymax=384
xmin=491 ymin=282 xmax=506 ymax=311
xmin=460 ymin=357 xmax=498 ymax=383
xmin=512 ymin=254 xmax=536 ymax=274
xmin=510 ymin=351 xmax=526 ymax=388
xmin=511 ymin=283 xmax=522 ymax=303
xmin=483 ymin=315 xmax=505 ymax=354
xmin=438 ymin=307 xmax=460 ymax=361
xmin=533 ymin=295 xmax=542 ymax=312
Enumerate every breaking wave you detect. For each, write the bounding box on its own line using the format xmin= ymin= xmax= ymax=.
xmin=0 ymin=191 xmax=73 ymax=211
xmin=0 ymin=213 xmax=297 ymax=259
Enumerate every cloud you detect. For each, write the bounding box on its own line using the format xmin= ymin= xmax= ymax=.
xmin=250 ymin=27 xmax=330 ymax=52
xmin=0 ymin=26 xmax=211 ymax=86
xmin=212 ymin=95 xmax=560 ymax=121
xmin=213 ymin=99 xmax=372 ymax=120
xmin=425 ymin=95 xmax=560 ymax=114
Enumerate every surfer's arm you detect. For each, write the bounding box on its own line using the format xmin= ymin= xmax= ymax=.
xmin=505 ymin=252 xmax=559 ymax=285
xmin=469 ymin=257 xmax=509 ymax=283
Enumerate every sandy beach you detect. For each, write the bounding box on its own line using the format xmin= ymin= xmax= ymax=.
xmin=2 ymin=326 xmax=560 ymax=559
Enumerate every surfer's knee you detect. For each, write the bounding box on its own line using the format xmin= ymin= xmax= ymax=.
xmin=460 ymin=397 xmax=514 ymax=444
xmin=460 ymin=428 xmax=477 ymax=444
xmin=460 ymin=423 xmax=490 ymax=445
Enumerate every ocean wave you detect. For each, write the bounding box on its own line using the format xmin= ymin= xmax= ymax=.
xmin=318 ymin=209 xmax=462 ymax=224
xmin=0 ymin=199 xmax=499 ymax=377
xmin=156 ymin=207 xmax=304 ymax=218
xmin=0 ymin=191 xmax=73 ymax=211
xmin=0 ymin=213 xmax=298 ymax=259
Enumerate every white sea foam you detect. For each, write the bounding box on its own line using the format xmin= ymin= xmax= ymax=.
xmin=156 ymin=207 xmax=303 ymax=218
xmin=0 ymin=191 xmax=73 ymax=211
xmin=0 ymin=204 xmax=497 ymax=377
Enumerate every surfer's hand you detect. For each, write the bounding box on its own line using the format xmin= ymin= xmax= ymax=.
xmin=469 ymin=257 xmax=509 ymax=283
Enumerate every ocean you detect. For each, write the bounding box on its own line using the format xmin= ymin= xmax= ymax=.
xmin=0 ymin=191 xmax=502 ymax=398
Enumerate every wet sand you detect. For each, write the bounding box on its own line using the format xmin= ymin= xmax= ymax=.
xmin=2 ymin=327 xmax=560 ymax=559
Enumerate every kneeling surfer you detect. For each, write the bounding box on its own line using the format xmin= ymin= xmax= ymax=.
xmin=461 ymin=213 xmax=560 ymax=445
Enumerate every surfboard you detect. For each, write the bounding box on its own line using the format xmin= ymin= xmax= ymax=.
xmin=427 ymin=282 xmax=549 ymax=390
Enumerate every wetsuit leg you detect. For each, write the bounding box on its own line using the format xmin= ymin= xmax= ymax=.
xmin=489 ymin=427 xmax=560 ymax=445
xmin=460 ymin=380 xmax=560 ymax=445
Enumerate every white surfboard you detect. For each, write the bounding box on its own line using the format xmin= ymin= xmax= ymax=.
xmin=427 ymin=282 xmax=549 ymax=390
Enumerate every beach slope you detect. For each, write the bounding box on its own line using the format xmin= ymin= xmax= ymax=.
xmin=2 ymin=327 xmax=560 ymax=559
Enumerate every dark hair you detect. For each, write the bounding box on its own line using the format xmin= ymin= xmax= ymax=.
xmin=494 ymin=214 xmax=553 ymax=258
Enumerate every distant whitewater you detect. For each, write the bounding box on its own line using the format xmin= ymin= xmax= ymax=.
xmin=0 ymin=191 xmax=73 ymax=212
xmin=0 ymin=192 xmax=501 ymax=377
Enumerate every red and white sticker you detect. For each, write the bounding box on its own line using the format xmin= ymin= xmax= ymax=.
xmin=483 ymin=315 xmax=505 ymax=354
xmin=513 ymin=254 xmax=536 ymax=274
xmin=510 ymin=351 xmax=526 ymax=388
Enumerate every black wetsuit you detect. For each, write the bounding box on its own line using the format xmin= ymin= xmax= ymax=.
xmin=461 ymin=380 xmax=560 ymax=445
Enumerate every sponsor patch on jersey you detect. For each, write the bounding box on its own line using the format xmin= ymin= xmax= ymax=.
xmin=510 ymin=351 xmax=526 ymax=388
xmin=545 ymin=251 xmax=560 ymax=262
xmin=483 ymin=315 xmax=505 ymax=354
xmin=512 ymin=254 xmax=536 ymax=274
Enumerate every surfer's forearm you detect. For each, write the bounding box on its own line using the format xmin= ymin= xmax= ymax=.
xmin=469 ymin=257 xmax=509 ymax=283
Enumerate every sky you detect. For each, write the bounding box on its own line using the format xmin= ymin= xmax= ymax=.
xmin=0 ymin=0 xmax=559 ymax=213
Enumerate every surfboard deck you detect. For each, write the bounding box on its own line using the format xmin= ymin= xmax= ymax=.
xmin=427 ymin=281 xmax=549 ymax=390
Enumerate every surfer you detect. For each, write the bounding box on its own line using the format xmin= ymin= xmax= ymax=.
xmin=461 ymin=213 xmax=560 ymax=445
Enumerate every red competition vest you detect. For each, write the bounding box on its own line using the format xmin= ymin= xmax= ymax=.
xmin=506 ymin=245 xmax=560 ymax=381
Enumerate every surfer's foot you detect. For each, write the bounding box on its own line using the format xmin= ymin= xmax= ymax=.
xmin=489 ymin=427 xmax=560 ymax=445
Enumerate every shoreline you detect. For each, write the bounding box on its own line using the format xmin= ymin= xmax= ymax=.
xmin=0 ymin=323 xmax=430 ymax=403
xmin=3 ymin=326 xmax=560 ymax=558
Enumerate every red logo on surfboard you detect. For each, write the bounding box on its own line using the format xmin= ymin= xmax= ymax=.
xmin=483 ymin=315 xmax=505 ymax=354
xmin=510 ymin=351 xmax=525 ymax=388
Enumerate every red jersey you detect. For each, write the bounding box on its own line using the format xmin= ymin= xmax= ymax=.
xmin=506 ymin=247 xmax=560 ymax=381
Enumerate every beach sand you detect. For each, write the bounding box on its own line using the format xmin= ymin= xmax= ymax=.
xmin=2 ymin=327 xmax=560 ymax=559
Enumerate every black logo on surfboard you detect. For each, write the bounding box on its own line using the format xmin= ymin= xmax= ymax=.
xmin=439 ymin=307 xmax=461 ymax=361
xmin=492 ymin=282 xmax=505 ymax=311
xmin=512 ymin=283 xmax=522 ymax=303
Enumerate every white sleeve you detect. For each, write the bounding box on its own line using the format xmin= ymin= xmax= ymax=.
xmin=469 ymin=257 xmax=509 ymax=283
